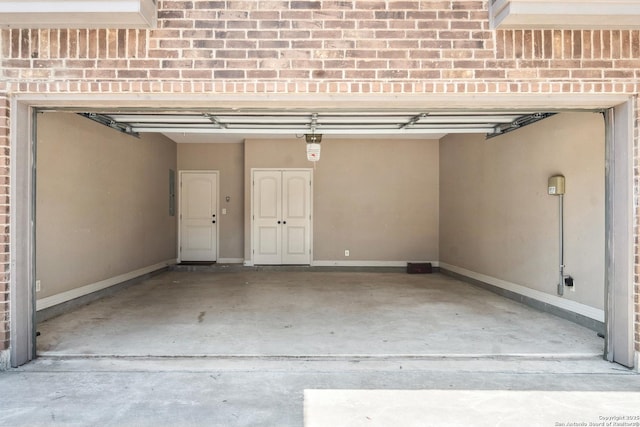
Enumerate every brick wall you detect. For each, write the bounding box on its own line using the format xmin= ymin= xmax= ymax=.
xmin=0 ymin=2 xmax=639 ymax=93
xmin=0 ymin=0 xmax=638 ymax=355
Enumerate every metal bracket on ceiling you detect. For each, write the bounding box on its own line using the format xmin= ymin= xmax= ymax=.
xmin=309 ymin=113 xmax=319 ymax=133
xmin=305 ymin=113 xmax=322 ymax=143
xmin=204 ymin=113 xmax=227 ymax=129
xmin=486 ymin=112 xmax=556 ymax=139
xmin=77 ymin=113 xmax=140 ymax=138
xmin=400 ymin=113 xmax=428 ymax=130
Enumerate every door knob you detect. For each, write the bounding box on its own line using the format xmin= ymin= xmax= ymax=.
xmin=283 ymin=221 xmax=287 ymax=224
xmin=277 ymin=221 xmax=281 ymax=224
xmin=212 ymin=220 xmax=216 ymax=224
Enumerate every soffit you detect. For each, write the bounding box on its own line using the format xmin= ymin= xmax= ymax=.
xmin=491 ymin=0 xmax=640 ymax=30
xmin=0 ymin=0 xmax=157 ymax=29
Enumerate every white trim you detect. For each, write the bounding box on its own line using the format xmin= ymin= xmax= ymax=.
xmin=606 ymin=103 xmax=636 ymax=368
xmin=312 ymin=260 xmax=440 ymax=268
xmin=15 ymin=92 xmax=632 ymax=110
xmin=178 ymin=170 xmax=219 ymax=263
xmin=491 ymin=0 xmax=640 ymax=30
xmin=35 ymin=259 xmax=175 ymax=311
xmin=217 ymin=258 xmax=244 ymax=264
xmin=243 ymin=260 xmax=254 ymax=267
xmin=635 ymin=351 xmax=639 ymax=373
xmin=440 ymin=263 xmax=605 ymax=323
xmin=0 ymin=350 xmax=9 ymax=371
xmin=0 ymin=0 xmax=157 ymax=29
xmin=10 ymin=97 xmax=35 ymax=367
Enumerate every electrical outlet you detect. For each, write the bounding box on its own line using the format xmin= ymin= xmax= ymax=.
xmin=35 ymin=280 xmax=41 ymax=292
xmin=564 ymin=276 xmax=575 ymax=292
xmin=345 ymin=250 xmax=350 ymax=257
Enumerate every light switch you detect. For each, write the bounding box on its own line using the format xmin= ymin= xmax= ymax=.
xmin=222 ymin=208 xmax=227 ymax=215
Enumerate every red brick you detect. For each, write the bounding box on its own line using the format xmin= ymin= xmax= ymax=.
xmin=163 ymin=20 xmax=194 ymax=29
xmin=181 ymin=69 xmax=213 ymax=79
xmin=602 ymin=31 xmax=611 ymax=58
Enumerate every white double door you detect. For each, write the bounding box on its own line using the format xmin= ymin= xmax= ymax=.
xmin=179 ymin=171 xmax=218 ymax=262
xmin=252 ymin=169 xmax=312 ymax=265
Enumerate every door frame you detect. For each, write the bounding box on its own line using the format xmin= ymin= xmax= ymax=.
xmin=249 ymin=168 xmax=313 ymax=266
xmin=604 ymin=105 xmax=635 ymax=368
xmin=177 ymin=170 xmax=220 ymax=263
xmin=7 ymin=94 xmax=637 ymax=369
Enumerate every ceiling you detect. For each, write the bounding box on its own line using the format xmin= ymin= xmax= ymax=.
xmin=77 ymin=109 xmax=556 ymax=143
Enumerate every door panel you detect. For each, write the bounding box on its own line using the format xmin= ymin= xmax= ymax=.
xmin=253 ymin=169 xmax=311 ymax=265
xmin=185 ymin=225 xmax=214 ymax=250
xmin=282 ymin=171 xmax=311 ymax=264
xmin=285 ymin=174 xmax=308 ymax=218
xmin=180 ymin=172 xmax=218 ymax=262
xmin=285 ymin=226 xmax=307 ymax=254
xmin=253 ymin=170 xmax=283 ymax=264
xmin=257 ymin=175 xmax=280 ymax=219
xmin=258 ymin=226 xmax=279 ymax=255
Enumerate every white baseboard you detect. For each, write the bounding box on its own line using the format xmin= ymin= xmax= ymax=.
xmin=635 ymin=351 xmax=639 ymax=373
xmin=439 ymin=263 xmax=605 ymax=322
xmin=243 ymin=260 xmax=438 ymax=268
xmin=217 ymin=258 xmax=244 ymax=264
xmin=36 ymin=259 xmax=176 ymax=311
xmin=312 ymin=260 xmax=440 ymax=268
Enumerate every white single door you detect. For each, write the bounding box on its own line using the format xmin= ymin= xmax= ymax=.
xmin=253 ymin=169 xmax=311 ymax=265
xmin=282 ymin=170 xmax=311 ymax=264
xmin=180 ymin=171 xmax=218 ymax=262
xmin=253 ymin=170 xmax=282 ymax=265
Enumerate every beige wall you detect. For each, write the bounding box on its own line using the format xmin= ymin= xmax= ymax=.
xmin=244 ymin=138 xmax=440 ymax=263
xmin=36 ymin=113 xmax=177 ymax=299
xmin=35 ymin=111 xmax=603 ymax=310
xmin=177 ymin=143 xmax=245 ymax=260
xmin=440 ymin=112 xmax=605 ymax=309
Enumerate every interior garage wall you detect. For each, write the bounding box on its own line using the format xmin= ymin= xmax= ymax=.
xmin=36 ymin=112 xmax=177 ymax=301
xmin=244 ymin=138 xmax=439 ymax=264
xmin=177 ymin=143 xmax=244 ymax=260
xmin=439 ymin=112 xmax=605 ymax=310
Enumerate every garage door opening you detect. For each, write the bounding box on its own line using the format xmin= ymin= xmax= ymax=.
xmin=9 ymin=96 xmax=635 ymax=370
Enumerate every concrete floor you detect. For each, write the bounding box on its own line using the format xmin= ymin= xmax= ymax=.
xmin=2 ymin=270 xmax=635 ymax=427
xmin=305 ymin=389 xmax=640 ymax=427
xmin=36 ymin=271 xmax=603 ymax=357
xmin=2 ymin=357 xmax=639 ymax=426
